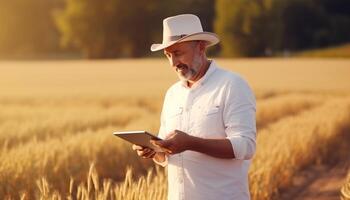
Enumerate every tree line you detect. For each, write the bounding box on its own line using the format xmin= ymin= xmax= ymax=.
xmin=0 ymin=0 xmax=349 ymax=58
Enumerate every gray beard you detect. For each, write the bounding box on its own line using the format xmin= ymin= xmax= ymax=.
xmin=178 ymin=68 xmax=197 ymax=81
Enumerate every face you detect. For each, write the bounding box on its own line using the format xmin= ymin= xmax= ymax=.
xmin=164 ymin=41 xmax=205 ymax=82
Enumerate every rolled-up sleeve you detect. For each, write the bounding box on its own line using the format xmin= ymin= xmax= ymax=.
xmin=224 ymin=77 xmax=256 ymax=160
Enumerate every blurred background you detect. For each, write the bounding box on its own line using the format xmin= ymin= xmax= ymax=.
xmin=1 ymin=1 xmax=350 ymax=199
xmin=0 ymin=0 xmax=349 ymax=59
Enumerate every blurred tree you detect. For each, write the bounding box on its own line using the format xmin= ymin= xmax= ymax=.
xmin=56 ymin=0 xmax=152 ymax=58
xmin=281 ymin=0 xmax=328 ymax=50
xmin=215 ymin=0 xmax=350 ymax=57
xmin=2 ymin=0 xmax=348 ymax=58
xmin=280 ymin=0 xmax=350 ymax=51
xmin=161 ymin=0 xmax=215 ymax=32
xmin=56 ymin=0 xmax=215 ymax=58
xmin=0 ymin=0 xmax=62 ymax=58
xmin=215 ymin=0 xmax=279 ymax=57
xmin=55 ymin=0 xmax=166 ymax=58
xmin=316 ymin=0 xmax=350 ymax=46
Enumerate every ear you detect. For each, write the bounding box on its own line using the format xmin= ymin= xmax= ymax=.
xmin=198 ymin=41 xmax=207 ymax=53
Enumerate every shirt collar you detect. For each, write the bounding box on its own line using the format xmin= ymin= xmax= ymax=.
xmin=181 ymin=60 xmax=217 ymax=89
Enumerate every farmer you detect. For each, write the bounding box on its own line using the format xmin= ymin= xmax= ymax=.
xmin=132 ymin=14 xmax=256 ymax=200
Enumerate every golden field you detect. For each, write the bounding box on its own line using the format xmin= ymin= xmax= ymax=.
xmin=0 ymin=58 xmax=349 ymax=200
xmin=342 ymin=171 xmax=350 ymax=200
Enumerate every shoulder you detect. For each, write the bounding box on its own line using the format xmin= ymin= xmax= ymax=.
xmin=213 ymin=63 xmax=255 ymax=102
xmin=165 ymin=81 xmax=181 ymax=95
xmin=214 ymin=65 xmax=250 ymax=88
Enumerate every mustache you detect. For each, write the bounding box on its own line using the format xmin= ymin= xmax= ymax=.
xmin=176 ymin=64 xmax=188 ymax=69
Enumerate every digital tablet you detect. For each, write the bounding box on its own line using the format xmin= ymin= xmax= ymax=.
xmin=113 ymin=131 xmax=164 ymax=152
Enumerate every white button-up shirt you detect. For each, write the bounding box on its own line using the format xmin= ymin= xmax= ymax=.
xmin=156 ymin=60 xmax=256 ymax=200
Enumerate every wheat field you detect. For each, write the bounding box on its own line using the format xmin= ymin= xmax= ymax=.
xmin=0 ymin=58 xmax=349 ymax=200
xmin=342 ymin=170 xmax=350 ymax=200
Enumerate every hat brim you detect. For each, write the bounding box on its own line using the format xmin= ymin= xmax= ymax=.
xmin=150 ymin=32 xmax=220 ymax=52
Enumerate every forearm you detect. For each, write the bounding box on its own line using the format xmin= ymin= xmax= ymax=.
xmin=187 ymin=136 xmax=235 ymax=159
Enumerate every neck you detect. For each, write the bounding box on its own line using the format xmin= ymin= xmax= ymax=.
xmin=187 ymin=59 xmax=211 ymax=87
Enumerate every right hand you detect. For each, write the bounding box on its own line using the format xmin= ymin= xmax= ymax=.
xmin=132 ymin=144 xmax=156 ymax=159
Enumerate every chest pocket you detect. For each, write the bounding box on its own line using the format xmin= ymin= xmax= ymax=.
xmin=191 ymin=104 xmax=223 ymax=138
xmin=165 ymin=107 xmax=183 ymax=134
xmin=206 ymin=106 xmax=220 ymax=115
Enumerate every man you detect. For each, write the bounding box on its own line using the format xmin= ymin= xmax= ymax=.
xmin=132 ymin=14 xmax=256 ymax=200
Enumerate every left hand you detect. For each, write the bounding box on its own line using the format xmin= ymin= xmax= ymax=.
xmin=132 ymin=144 xmax=156 ymax=159
xmin=151 ymin=130 xmax=193 ymax=155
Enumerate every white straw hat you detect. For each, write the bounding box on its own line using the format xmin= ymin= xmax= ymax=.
xmin=150 ymin=14 xmax=220 ymax=52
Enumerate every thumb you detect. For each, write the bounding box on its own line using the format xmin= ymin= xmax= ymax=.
xmin=151 ymin=139 xmax=172 ymax=153
xmin=132 ymin=144 xmax=143 ymax=151
xmin=152 ymin=139 xmax=169 ymax=148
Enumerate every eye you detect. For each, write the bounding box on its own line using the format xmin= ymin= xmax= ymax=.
xmin=174 ymin=52 xmax=183 ymax=57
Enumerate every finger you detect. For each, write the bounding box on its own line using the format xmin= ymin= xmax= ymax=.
xmin=151 ymin=139 xmax=173 ymax=154
xmin=132 ymin=144 xmax=144 ymax=151
xmin=143 ymin=149 xmax=156 ymax=158
xmin=149 ymin=151 xmax=157 ymax=158
xmin=143 ymin=148 xmax=152 ymax=154
xmin=157 ymin=146 xmax=172 ymax=154
xmin=150 ymin=139 xmax=156 ymax=144
xmin=150 ymin=139 xmax=161 ymax=147
xmin=150 ymin=139 xmax=161 ymax=144
xmin=153 ymin=139 xmax=171 ymax=148
xmin=165 ymin=148 xmax=173 ymax=154
xmin=137 ymin=148 xmax=151 ymax=156
xmin=137 ymin=150 xmax=144 ymax=156
xmin=142 ymin=150 xmax=156 ymax=158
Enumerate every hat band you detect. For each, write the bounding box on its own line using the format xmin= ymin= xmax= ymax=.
xmin=167 ymin=34 xmax=188 ymax=42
